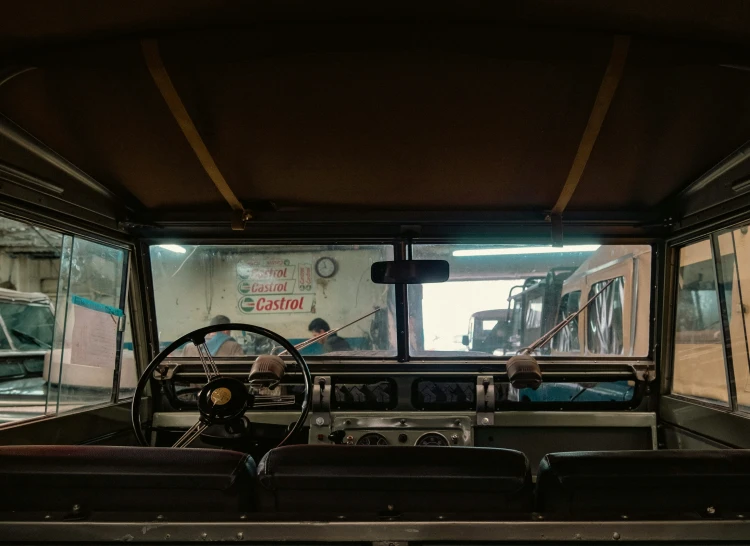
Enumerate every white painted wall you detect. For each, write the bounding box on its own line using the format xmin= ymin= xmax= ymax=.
xmin=0 ymin=254 xmax=60 ymax=305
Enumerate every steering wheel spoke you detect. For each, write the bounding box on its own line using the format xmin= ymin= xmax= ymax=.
xmin=194 ymin=342 xmax=221 ymax=380
xmin=172 ymin=420 xmax=209 ymax=448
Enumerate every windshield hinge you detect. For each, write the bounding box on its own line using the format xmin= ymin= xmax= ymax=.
xmin=476 ymin=375 xmax=495 ymax=426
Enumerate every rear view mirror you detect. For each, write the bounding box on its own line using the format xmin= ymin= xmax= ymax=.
xmin=371 ymin=260 xmax=449 ymax=284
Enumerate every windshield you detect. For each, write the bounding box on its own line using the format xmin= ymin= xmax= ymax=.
xmin=0 ymin=302 xmax=54 ymax=350
xmin=150 ymin=244 xmax=396 ymax=357
xmin=150 ymin=242 xmax=651 ymax=360
xmin=408 ymin=243 xmax=651 ymax=357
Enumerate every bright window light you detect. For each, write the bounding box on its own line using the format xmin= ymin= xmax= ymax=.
xmin=452 ymin=245 xmax=600 ymax=257
xmin=157 ymin=244 xmax=187 ymax=254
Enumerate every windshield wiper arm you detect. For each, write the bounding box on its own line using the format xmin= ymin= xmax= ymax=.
xmin=522 ymin=278 xmax=615 ymax=355
xmin=277 ymin=307 xmax=382 ymax=356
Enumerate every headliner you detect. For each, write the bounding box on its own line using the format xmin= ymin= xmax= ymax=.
xmin=1 ymin=2 xmax=750 ymax=225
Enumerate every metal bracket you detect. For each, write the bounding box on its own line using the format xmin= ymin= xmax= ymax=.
xmin=476 ymin=375 xmax=495 ymax=426
xmin=230 ymin=209 xmax=253 ymax=231
xmin=309 ymin=376 xmax=332 ymax=443
xmin=547 ymin=212 xmax=564 ymax=247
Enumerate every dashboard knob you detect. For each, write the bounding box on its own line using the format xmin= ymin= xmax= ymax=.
xmin=327 ymin=430 xmax=346 ymax=444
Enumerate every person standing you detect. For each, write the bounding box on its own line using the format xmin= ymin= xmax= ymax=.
xmin=308 ymin=318 xmax=351 ymax=353
xmin=182 ymin=315 xmax=244 ymax=357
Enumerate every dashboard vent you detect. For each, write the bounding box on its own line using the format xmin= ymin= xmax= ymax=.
xmin=412 ymin=378 xmax=475 ymax=411
xmin=332 ymin=378 xmax=397 ymax=410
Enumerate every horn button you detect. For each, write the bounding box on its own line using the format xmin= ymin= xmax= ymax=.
xmin=197 ymin=377 xmax=252 ymax=424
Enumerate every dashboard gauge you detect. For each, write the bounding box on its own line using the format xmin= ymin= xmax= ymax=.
xmin=356 ymin=433 xmax=389 ymax=446
xmin=415 ymin=432 xmax=450 ymax=447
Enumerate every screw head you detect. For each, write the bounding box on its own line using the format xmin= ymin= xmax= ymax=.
xmin=482 ymin=417 xmax=490 ymax=425
xmin=707 ymin=506 xmax=716 ymax=515
xmin=613 ymin=532 xmax=621 ymax=541
xmin=237 ymin=532 xmax=244 ymax=540
xmin=72 ymin=504 xmax=81 ymax=512
xmin=165 ymin=534 xmax=171 ymax=540
xmin=314 ymin=417 xmax=325 ymax=426
xmin=201 ymin=532 xmax=208 ymax=539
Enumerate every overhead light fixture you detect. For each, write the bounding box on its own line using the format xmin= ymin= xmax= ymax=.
xmin=452 ymin=245 xmax=600 ymax=257
xmin=157 ymin=244 xmax=187 ymax=254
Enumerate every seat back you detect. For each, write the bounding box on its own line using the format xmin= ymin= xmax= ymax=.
xmin=536 ymin=450 xmax=750 ymax=519
xmin=0 ymin=445 xmax=256 ymax=514
xmin=257 ymin=445 xmax=532 ymax=516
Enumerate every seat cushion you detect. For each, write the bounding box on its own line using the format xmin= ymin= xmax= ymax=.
xmin=0 ymin=445 xmax=256 ymax=513
xmin=257 ymin=445 xmax=532 ymax=515
xmin=536 ymin=450 xmax=750 ymax=518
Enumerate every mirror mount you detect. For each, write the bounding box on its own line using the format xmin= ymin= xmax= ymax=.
xmin=371 ymin=259 xmax=449 ymax=284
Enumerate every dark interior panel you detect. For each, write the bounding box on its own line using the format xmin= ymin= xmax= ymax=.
xmin=475 ymin=426 xmax=653 ymax=474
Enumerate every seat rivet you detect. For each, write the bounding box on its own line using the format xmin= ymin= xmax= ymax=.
xmin=613 ymin=532 xmax=621 ymax=541
xmin=237 ymin=532 xmax=244 ymax=540
xmin=201 ymin=532 xmax=208 ymax=539
xmin=165 ymin=534 xmax=171 ymax=540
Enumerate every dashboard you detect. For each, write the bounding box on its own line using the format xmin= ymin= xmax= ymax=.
xmin=152 ymin=362 xmax=655 ymax=466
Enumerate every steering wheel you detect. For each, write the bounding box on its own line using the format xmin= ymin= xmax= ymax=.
xmin=132 ymin=323 xmax=311 ymax=449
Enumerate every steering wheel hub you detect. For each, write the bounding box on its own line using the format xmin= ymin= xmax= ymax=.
xmin=197 ymin=377 xmax=251 ymax=424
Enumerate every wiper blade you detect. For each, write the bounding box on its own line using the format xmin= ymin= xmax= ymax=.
xmin=522 ymin=278 xmax=614 ymax=355
xmin=10 ymin=328 xmax=50 ymax=349
xmin=277 ymin=307 xmax=382 ymax=356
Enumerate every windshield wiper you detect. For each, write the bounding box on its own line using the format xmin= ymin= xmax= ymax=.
xmin=277 ymin=307 xmax=382 ymax=356
xmin=10 ymin=328 xmax=50 ymax=349
xmin=521 ymin=278 xmax=614 ymax=355
xmin=507 ymin=279 xmax=615 ymax=390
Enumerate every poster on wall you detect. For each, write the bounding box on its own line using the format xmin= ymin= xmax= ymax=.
xmin=236 ymin=258 xmax=315 ymax=314
xmin=69 ymin=295 xmax=124 ymax=368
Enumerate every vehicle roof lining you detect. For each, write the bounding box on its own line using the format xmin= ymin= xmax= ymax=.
xmin=1 ymin=4 xmax=750 ymax=232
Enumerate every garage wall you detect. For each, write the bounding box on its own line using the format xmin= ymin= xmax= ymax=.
xmin=150 ymin=246 xmax=395 ymax=350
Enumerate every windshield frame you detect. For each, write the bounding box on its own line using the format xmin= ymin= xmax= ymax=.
xmin=142 ymin=238 xmax=656 ymax=364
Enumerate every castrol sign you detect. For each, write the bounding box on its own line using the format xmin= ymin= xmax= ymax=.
xmin=238 ymin=280 xmax=293 ymax=295
xmin=238 ymin=295 xmax=313 ymax=314
xmin=236 ymin=258 xmax=315 ymax=314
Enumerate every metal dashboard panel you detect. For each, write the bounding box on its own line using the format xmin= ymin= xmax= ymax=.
xmin=329 ymin=414 xmax=473 ymax=447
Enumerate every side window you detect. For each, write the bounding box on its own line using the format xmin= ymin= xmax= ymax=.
xmin=0 ymin=213 xmax=137 ymax=427
xmin=671 ymin=240 xmax=729 ymax=405
xmin=552 ymin=291 xmax=581 ymax=353
xmin=717 ymin=229 xmax=750 ymax=412
xmin=587 ymin=277 xmax=625 ymax=355
xmin=49 ymin=238 xmax=129 ymax=412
